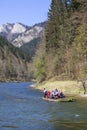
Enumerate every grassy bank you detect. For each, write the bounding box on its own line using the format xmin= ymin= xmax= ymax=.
xmin=37 ymin=80 xmax=84 ymax=95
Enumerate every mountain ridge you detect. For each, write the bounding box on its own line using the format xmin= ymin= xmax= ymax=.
xmin=0 ymin=22 xmax=46 ymax=48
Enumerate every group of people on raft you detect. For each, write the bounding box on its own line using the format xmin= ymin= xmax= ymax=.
xmin=43 ymin=88 xmax=65 ymax=99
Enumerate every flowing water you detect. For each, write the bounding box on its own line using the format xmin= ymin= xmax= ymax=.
xmin=0 ymin=82 xmax=87 ymax=130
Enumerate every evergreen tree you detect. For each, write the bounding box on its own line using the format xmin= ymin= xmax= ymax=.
xmin=45 ymin=0 xmax=87 ymax=79
xmin=46 ymin=0 xmax=66 ymax=51
xmin=45 ymin=0 xmax=70 ymax=77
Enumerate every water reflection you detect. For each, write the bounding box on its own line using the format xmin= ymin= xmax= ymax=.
xmin=52 ymin=121 xmax=87 ymax=130
xmin=0 ymin=82 xmax=87 ymax=130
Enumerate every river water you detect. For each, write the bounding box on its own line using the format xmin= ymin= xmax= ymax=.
xmin=0 ymin=82 xmax=87 ymax=130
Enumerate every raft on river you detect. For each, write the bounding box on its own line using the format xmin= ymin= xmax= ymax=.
xmin=43 ymin=97 xmax=76 ymax=102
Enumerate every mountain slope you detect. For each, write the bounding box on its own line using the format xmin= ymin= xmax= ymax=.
xmin=0 ymin=36 xmax=30 ymax=61
xmin=0 ymin=22 xmax=46 ymax=48
xmin=0 ymin=36 xmax=30 ymax=81
xmin=20 ymin=37 xmax=41 ymax=57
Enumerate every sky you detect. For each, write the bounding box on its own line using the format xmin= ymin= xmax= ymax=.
xmin=0 ymin=0 xmax=51 ymax=26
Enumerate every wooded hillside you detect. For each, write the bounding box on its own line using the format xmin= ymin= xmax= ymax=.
xmin=0 ymin=36 xmax=31 ymax=81
xmin=33 ymin=0 xmax=87 ymax=82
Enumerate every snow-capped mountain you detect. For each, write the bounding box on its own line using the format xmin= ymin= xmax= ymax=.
xmin=0 ymin=22 xmax=45 ymax=47
xmin=11 ymin=23 xmax=26 ymax=34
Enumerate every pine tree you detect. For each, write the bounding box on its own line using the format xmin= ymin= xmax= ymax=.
xmin=45 ymin=0 xmax=66 ymax=52
xmin=45 ymin=0 xmax=71 ymax=77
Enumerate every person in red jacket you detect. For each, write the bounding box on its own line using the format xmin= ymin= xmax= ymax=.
xmin=47 ymin=90 xmax=51 ymax=98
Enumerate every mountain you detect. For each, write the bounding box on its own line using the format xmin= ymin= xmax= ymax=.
xmin=0 ymin=22 xmax=46 ymax=48
xmin=0 ymin=35 xmax=31 ymax=61
xmin=0 ymin=22 xmax=46 ymax=81
xmin=20 ymin=37 xmax=41 ymax=57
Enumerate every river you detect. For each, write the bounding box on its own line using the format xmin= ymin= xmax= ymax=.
xmin=0 ymin=82 xmax=87 ymax=130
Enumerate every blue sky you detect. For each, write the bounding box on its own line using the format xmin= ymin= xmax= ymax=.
xmin=0 ymin=0 xmax=51 ymax=26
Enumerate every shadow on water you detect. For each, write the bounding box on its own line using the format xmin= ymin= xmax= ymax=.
xmin=51 ymin=121 xmax=87 ymax=130
xmin=0 ymin=82 xmax=87 ymax=130
xmin=1 ymin=125 xmax=18 ymax=129
xmin=47 ymin=97 xmax=87 ymax=130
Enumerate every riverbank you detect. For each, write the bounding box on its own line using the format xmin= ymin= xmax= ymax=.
xmin=36 ymin=80 xmax=85 ymax=96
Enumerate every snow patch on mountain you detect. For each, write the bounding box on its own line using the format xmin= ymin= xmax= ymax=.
xmin=0 ymin=23 xmax=13 ymax=33
xmin=0 ymin=22 xmax=45 ymax=47
xmin=12 ymin=26 xmax=43 ymax=47
xmin=11 ymin=23 xmax=26 ymax=34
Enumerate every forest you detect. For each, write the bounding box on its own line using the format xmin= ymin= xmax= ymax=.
xmin=0 ymin=36 xmax=31 ymax=81
xmin=0 ymin=0 xmax=87 ymax=84
xmin=33 ymin=0 xmax=87 ymax=83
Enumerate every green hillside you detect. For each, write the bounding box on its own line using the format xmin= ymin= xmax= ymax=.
xmin=21 ymin=37 xmax=41 ymax=57
xmin=0 ymin=36 xmax=31 ymax=81
xmin=0 ymin=36 xmax=30 ymax=61
xmin=33 ymin=0 xmax=87 ymax=82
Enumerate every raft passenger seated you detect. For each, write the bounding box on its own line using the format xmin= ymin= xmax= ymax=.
xmin=43 ymin=88 xmax=48 ymax=98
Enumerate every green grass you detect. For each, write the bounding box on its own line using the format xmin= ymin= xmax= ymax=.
xmin=37 ymin=80 xmax=83 ymax=95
